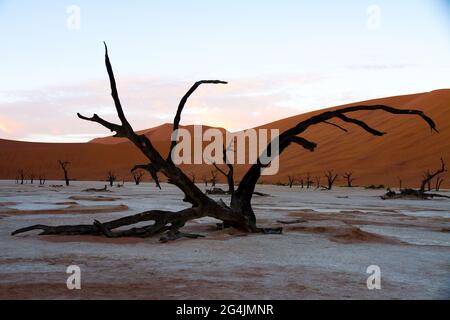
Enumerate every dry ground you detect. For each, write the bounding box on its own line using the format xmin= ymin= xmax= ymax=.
xmin=0 ymin=181 xmax=449 ymax=299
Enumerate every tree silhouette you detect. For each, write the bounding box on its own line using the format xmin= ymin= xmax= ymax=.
xmin=190 ymin=172 xmax=196 ymax=184
xmin=39 ymin=174 xmax=46 ymax=186
xmin=324 ymin=170 xmax=338 ymax=190
xmin=107 ymin=171 xmax=117 ymax=187
xmin=58 ymin=161 xmax=70 ymax=186
xmin=132 ymin=170 xmax=145 ymax=185
xmin=397 ymin=176 xmax=403 ymax=190
xmin=306 ymin=173 xmax=313 ymax=189
xmin=435 ymin=175 xmax=444 ymax=192
xmin=343 ymin=172 xmax=355 ymax=187
xmin=210 ymin=170 xmax=218 ymax=187
xmin=420 ymin=158 xmax=446 ymax=194
xmin=213 ymin=148 xmax=235 ymax=194
xmin=383 ymin=158 xmax=448 ymax=199
xmin=13 ymin=43 xmax=438 ymax=240
xmin=287 ymin=176 xmax=296 ymax=188
xmin=17 ymin=169 xmax=25 ymax=185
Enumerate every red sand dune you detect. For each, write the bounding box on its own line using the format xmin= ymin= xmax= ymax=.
xmin=0 ymin=89 xmax=449 ymax=188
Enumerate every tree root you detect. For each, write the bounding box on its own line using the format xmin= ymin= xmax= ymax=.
xmin=258 ymin=227 xmax=283 ymax=235
xmin=11 ymin=208 xmax=198 ymax=239
xmin=11 ymin=206 xmax=283 ymax=241
xmin=381 ymin=188 xmax=450 ymax=200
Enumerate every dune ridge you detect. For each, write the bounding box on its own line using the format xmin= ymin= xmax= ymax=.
xmin=0 ymin=89 xmax=448 ymax=188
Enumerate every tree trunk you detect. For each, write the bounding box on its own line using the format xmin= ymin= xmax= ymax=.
xmin=12 ymin=43 xmax=439 ymax=241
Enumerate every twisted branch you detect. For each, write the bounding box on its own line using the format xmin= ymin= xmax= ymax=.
xmin=168 ymin=80 xmax=228 ymax=161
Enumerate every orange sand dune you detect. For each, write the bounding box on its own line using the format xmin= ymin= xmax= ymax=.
xmin=0 ymin=89 xmax=449 ymax=188
xmin=89 ymin=123 xmax=228 ymax=145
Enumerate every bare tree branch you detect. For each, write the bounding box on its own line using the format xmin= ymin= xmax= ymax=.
xmin=236 ymin=104 xmax=437 ymax=208
xmin=12 ymin=45 xmax=440 ymax=240
xmin=212 ymin=145 xmax=235 ymax=194
xmin=287 ymin=136 xmax=317 ymax=152
xmin=323 ymin=121 xmax=348 ymax=132
xmin=77 ymin=113 xmax=125 ymax=137
xmin=103 ymin=42 xmax=132 ymax=130
xmin=335 ymin=114 xmax=385 ymax=136
xmin=420 ymin=158 xmax=446 ymax=194
xmin=131 ymin=164 xmax=162 ymax=189
xmin=168 ymin=80 xmax=228 ymax=160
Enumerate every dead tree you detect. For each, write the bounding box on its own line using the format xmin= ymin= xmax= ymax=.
xmin=12 ymin=43 xmax=438 ymax=241
xmin=315 ymin=176 xmax=321 ymax=190
xmin=343 ymin=172 xmax=355 ymax=187
xmin=58 ymin=161 xmax=70 ymax=186
xmin=29 ymin=174 xmax=35 ymax=184
xmin=435 ymin=175 xmax=444 ymax=192
xmin=132 ymin=170 xmax=145 ymax=185
xmin=107 ymin=171 xmax=117 ymax=187
xmin=324 ymin=170 xmax=338 ymax=190
xmin=420 ymin=158 xmax=446 ymax=194
xmin=306 ymin=173 xmax=313 ymax=189
xmin=383 ymin=158 xmax=448 ymax=199
xmin=17 ymin=169 xmax=25 ymax=185
xmin=422 ymin=170 xmax=433 ymax=192
xmin=203 ymin=175 xmax=208 ymax=187
xmin=210 ymin=170 xmax=218 ymax=187
xmin=213 ymin=147 xmax=235 ymax=194
xmin=190 ymin=172 xmax=196 ymax=184
xmin=397 ymin=176 xmax=403 ymax=190
xmin=300 ymin=178 xmax=304 ymax=189
xmin=39 ymin=174 xmax=46 ymax=186
xmin=131 ymin=164 xmax=161 ymax=189
xmin=287 ymin=176 xmax=296 ymax=188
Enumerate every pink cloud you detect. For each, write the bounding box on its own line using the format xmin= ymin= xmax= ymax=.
xmin=0 ymin=73 xmax=322 ymax=142
xmin=0 ymin=116 xmax=24 ymax=137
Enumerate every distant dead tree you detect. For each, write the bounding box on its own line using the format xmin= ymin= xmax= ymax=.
xmin=422 ymin=170 xmax=433 ymax=192
xmin=324 ymin=170 xmax=338 ymax=190
xmin=190 ymin=172 xmax=196 ymax=184
xmin=213 ymin=147 xmax=235 ymax=194
xmin=343 ymin=172 xmax=355 ymax=187
xmin=29 ymin=174 xmax=35 ymax=184
xmin=435 ymin=175 xmax=444 ymax=192
xmin=210 ymin=170 xmax=218 ymax=187
xmin=12 ymin=43 xmax=440 ymax=240
xmin=306 ymin=173 xmax=313 ymax=189
xmin=203 ymin=175 xmax=209 ymax=187
xmin=397 ymin=176 xmax=403 ymax=190
xmin=107 ymin=171 xmax=117 ymax=187
xmin=131 ymin=164 xmax=161 ymax=189
xmin=383 ymin=158 xmax=448 ymax=200
xmin=17 ymin=169 xmax=25 ymax=185
xmin=315 ymin=176 xmax=321 ymax=190
xmin=132 ymin=170 xmax=145 ymax=185
xmin=287 ymin=175 xmax=296 ymax=188
xmin=38 ymin=174 xmax=46 ymax=186
xmin=58 ymin=160 xmax=71 ymax=186
xmin=420 ymin=158 xmax=446 ymax=194
xmin=300 ymin=177 xmax=304 ymax=189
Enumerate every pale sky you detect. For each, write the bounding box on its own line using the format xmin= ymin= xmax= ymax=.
xmin=0 ymin=0 xmax=449 ymax=142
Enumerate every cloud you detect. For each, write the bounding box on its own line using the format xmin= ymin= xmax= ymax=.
xmin=0 ymin=73 xmax=322 ymax=142
xmin=0 ymin=116 xmax=24 ymax=137
xmin=1 ymin=62 xmax=447 ymax=143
